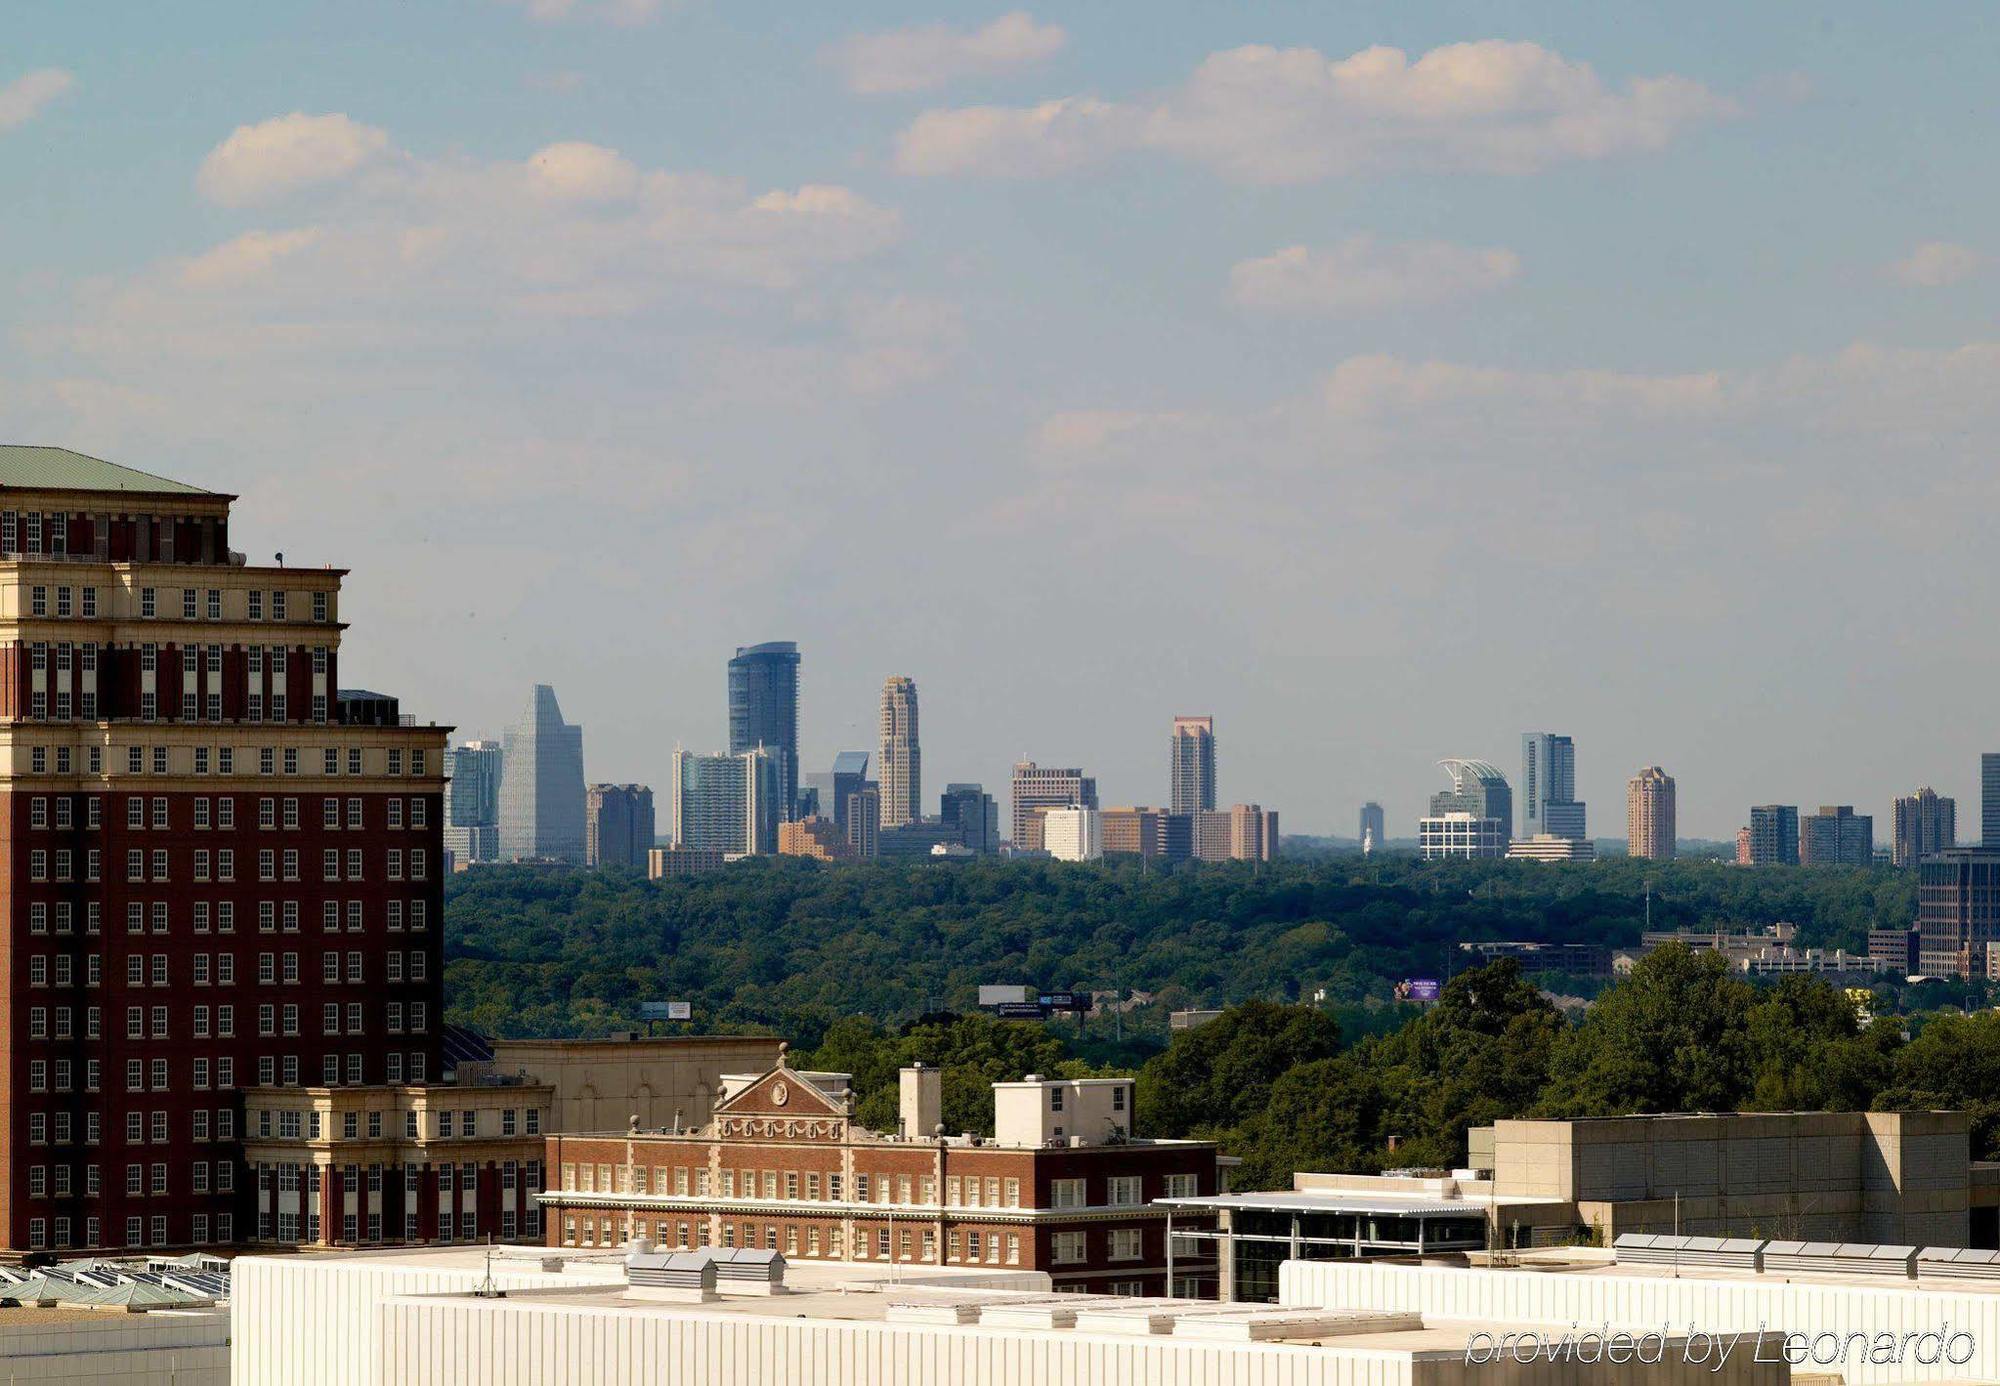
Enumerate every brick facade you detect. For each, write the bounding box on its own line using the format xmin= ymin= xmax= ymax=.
xmin=0 ymin=470 xmax=446 ymax=1254
xmin=543 ymin=1063 xmax=1224 ymax=1297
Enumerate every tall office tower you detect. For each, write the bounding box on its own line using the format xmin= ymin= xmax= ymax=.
xmin=878 ymin=677 xmax=920 ymax=829
xmin=727 ymin=642 xmax=800 ymax=820
xmin=443 ymin=738 xmax=503 ymax=865
xmin=1625 ymin=766 xmax=1676 ymax=861
xmin=1893 ymin=787 xmax=1957 ymax=868
xmin=1916 ymin=848 xmax=2000 ymax=976
xmin=845 ymin=784 xmax=880 ymax=858
xmin=0 ymin=446 xmax=446 ymax=1253
xmin=1520 ymin=733 xmax=1586 ymax=841
xmin=1799 ymin=805 xmax=1874 ymax=866
xmin=1746 ymin=804 xmax=1800 ymax=865
xmin=940 ymin=783 xmax=998 ymax=854
xmin=497 ymin=685 xmax=585 ymax=863
xmin=585 ymin=784 xmax=655 ymax=869
xmin=1010 ymin=762 xmax=1098 ymax=851
xmin=1169 ymin=716 xmax=1216 ymax=815
xmin=668 ymin=749 xmax=779 ymax=856
xmin=1735 ymin=826 xmax=1753 ymax=865
xmin=1986 ymin=755 xmax=2000 ymax=848
xmin=1358 ymin=802 xmax=1385 ymax=852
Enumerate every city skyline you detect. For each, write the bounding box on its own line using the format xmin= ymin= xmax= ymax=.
xmin=12 ymin=7 xmax=2000 ymax=840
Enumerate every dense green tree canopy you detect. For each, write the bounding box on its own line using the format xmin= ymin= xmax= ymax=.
xmin=443 ymin=855 xmax=1922 ymax=1042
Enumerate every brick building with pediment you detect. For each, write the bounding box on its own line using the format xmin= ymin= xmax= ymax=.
xmin=541 ymin=1048 xmax=1228 ymax=1297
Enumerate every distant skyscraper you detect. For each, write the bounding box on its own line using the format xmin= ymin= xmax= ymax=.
xmin=1800 ymin=805 xmax=1873 ymax=867
xmin=1915 ymin=848 xmax=2000 ymax=976
xmin=1419 ymin=760 xmax=1511 ymax=860
xmin=1984 ymin=754 xmax=2000 ymax=848
xmin=728 ymin=642 xmax=800 ymax=819
xmin=1011 ymin=762 xmax=1098 ymax=850
xmin=586 ymin=784 xmax=656 ymax=869
xmin=846 ymin=783 xmax=881 ymax=858
xmin=1746 ymin=805 xmax=1800 ymax=866
xmin=1170 ymin=716 xmax=1216 ymax=815
xmin=444 ymin=738 xmax=504 ymax=865
xmin=1893 ymin=787 xmax=1956 ymax=868
xmin=1359 ymin=802 xmax=1385 ymax=852
xmin=1520 ymin=733 xmax=1586 ymax=841
xmin=879 ymin=677 xmax=921 ymax=829
xmin=669 ymin=748 xmax=779 ymax=856
xmin=1626 ymin=766 xmax=1676 ymax=861
xmin=940 ymin=783 xmax=998 ymax=854
xmin=497 ymin=684 xmax=586 ymax=863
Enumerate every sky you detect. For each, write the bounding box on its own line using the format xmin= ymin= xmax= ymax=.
xmin=4 ymin=2 xmax=1999 ymax=840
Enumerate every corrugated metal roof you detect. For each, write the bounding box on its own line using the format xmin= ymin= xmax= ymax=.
xmin=0 ymin=445 xmax=214 ymax=495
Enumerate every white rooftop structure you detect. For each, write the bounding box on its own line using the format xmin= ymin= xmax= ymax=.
xmin=230 ymin=1241 xmax=1788 ymax=1386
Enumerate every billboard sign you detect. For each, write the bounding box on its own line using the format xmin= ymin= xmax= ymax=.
xmin=1395 ymin=978 xmax=1441 ymax=1003
xmin=639 ymin=1001 xmax=692 ymax=1022
xmin=995 ymin=1002 xmax=1048 ymax=1019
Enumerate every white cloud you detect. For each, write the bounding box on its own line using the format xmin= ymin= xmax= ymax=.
xmin=827 ymin=12 xmax=1067 ymax=95
xmin=840 ymin=295 xmax=967 ymax=393
xmin=896 ymin=98 xmax=1134 ymax=177
xmin=495 ymin=0 xmax=667 ymax=24
xmin=525 ymin=142 xmax=640 ymax=202
xmin=896 ymin=39 xmax=1735 ymax=181
xmin=196 ymin=113 xmax=391 ymax=206
xmin=0 ymin=68 xmax=74 ymax=132
xmin=1888 ymin=241 xmax=1982 ymax=288
xmin=178 ymin=228 xmax=326 ymax=288
xmin=1229 ymin=236 xmax=1521 ymax=314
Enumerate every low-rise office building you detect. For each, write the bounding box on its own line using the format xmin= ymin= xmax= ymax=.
xmin=243 ymin=1080 xmax=554 ymax=1248
xmin=1166 ymin=1109 xmax=1997 ymax=1302
xmin=541 ymin=1055 xmax=1227 ymax=1297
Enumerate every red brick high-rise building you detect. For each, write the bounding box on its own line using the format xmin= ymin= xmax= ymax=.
xmin=0 ymin=446 xmax=446 ymax=1255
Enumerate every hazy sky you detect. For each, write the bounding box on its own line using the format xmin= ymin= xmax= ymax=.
xmin=5 ymin=3 xmax=1999 ymax=839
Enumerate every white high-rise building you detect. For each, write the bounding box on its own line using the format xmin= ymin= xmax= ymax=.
xmin=444 ymin=738 xmax=504 ymax=865
xmin=1043 ymin=807 xmax=1103 ymax=862
xmin=879 ymin=676 xmax=921 ymax=829
xmin=669 ymin=748 xmax=780 ymax=856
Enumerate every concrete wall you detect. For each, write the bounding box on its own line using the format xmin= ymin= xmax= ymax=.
xmin=231 ymin=1255 xmax=626 ymax=1386
xmin=489 ymin=1036 xmax=784 ymax=1134
xmin=1284 ymin=1258 xmax=2000 ymax=1385
xmin=1489 ymin=1112 xmax=1972 ymax=1245
xmin=0 ymin=1312 xmax=229 ymax=1385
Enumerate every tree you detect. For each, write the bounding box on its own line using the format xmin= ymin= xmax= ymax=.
xmin=1539 ymin=944 xmax=1755 ymax=1116
xmin=1231 ymin=1057 xmax=1386 ymax=1189
xmin=1367 ymin=959 xmax=1566 ymax=1164
xmin=1136 ymin=1000 xmax=1342 ymax=1138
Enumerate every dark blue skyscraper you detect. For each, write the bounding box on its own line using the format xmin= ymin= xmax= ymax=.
xmin=728 ymin=641 xmax=800 ymax=818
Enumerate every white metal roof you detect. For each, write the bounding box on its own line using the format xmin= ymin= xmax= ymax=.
xmin=1157 ymin=1191 xmax=1485 ymax=1217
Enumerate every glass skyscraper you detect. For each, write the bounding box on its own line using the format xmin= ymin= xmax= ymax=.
xmin=1520 ymin=732 xmax=1585 ymax=841
xmin=497 ymin=683 xmax=586 ymax=863
xmin=728 ymin=642 xmax=800 ymax=819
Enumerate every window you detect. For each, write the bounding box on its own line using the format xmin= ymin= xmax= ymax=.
xmin=1051 ymin=1230 xmax=1087 ymax=1264
xmin=1109 ymin=1227 xmax=1142 ymax=1260
xmin=1050 ymin=1178 xmax=1086 ymax=1209
xmin=1107 ymin=1175 xmax=1142 ymax=1207
xmin=1163 ymin=1173 xmax=1199 ymax=1199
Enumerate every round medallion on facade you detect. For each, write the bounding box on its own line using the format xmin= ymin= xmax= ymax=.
xmin=771 ymin=1082 xmax=790 ymax=1107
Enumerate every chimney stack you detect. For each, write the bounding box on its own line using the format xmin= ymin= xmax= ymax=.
xmin=900 ymin=1063 xmax=942 ymax=1139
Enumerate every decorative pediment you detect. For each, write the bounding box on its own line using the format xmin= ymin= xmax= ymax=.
xmin=714 ymin=1066 xmax=845 ymax=1122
